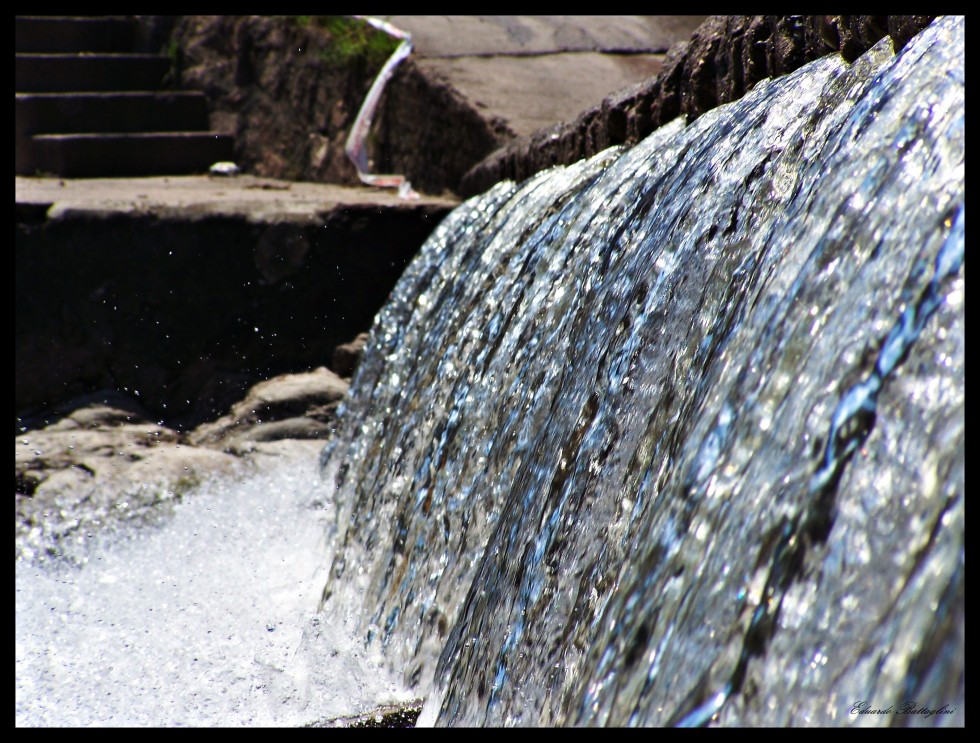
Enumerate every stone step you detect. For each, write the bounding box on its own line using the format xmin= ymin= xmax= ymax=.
xmin=16 ymin=53 xmax=172 ymax=93
xmin=16 ymin=15 xmax=138 ymax=54
xmin=16 ymin=91 xmax=216 ymax=174
xmin=14 ymin=15 xmax=237 ymax=179
xmin=30 ymin=132 xmax=235 ymax=178
xmin=16 ymin=92 xmax=209 ymax=136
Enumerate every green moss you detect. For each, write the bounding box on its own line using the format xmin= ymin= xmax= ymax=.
xmin=292 ymin=15 xmax=401 ymax=69
xmin=162 ymin=37 xmax=183 ymax=88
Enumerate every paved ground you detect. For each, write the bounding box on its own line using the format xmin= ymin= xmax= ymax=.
xmin=388 ymin=15 xmax=703 ymax=57
xmin=385 ymin=15 xmax=706 ymax=138
xmin=15 ymin=173 xmax=459 ymax=221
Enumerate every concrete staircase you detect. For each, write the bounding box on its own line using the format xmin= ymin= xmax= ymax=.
xmin=15 ymin=15 xmax=234 ymax=177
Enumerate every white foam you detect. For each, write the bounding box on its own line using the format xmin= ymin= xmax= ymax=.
xmin=15 ymin=459 xmax=412 ymax=727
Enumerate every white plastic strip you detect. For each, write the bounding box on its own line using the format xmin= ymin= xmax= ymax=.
xmin=345 ymin=16 xmax=420 ymax=200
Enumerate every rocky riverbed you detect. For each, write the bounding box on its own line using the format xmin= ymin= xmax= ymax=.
xmin=16 ymin=337 xmax=365 ymax=565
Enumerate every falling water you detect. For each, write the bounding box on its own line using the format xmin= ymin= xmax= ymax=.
xmin=15 ymin=17 xmax=963 ymax=728
xmin=320 ymin=16 xmax=963 ymax=727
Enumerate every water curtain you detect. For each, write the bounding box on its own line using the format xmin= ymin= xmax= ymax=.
xmin=321 ymin=16 xmax=963 ymax=726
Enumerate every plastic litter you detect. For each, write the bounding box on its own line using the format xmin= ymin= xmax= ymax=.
xmin=344 ymin=17 xmax=420 ymax=200
xmin=208 ymin=161 xmax=240 ymax=177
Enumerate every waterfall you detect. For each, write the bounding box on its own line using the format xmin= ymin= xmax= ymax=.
xmin=15 ymin=17 xmax=962 ymax=728
xmin=319 ymin=16 xmax=963 ymax=726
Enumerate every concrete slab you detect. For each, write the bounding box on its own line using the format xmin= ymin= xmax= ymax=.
xmin=418 ymin=52 xmax=665 ymax=138
xmin=381 ymin=15 xmax=706 ymax=57
xmin=15 ymin=174 xmax=459 ymax=223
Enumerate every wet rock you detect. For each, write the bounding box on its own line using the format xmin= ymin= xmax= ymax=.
xmin=15 ymin=390 xmax=242 ymax=561
xmin=306 ymin=698 xmax=424 ymax=728
xmin=332 ymin=331 xmax=370 ymax=379
xmin=223 ymin=438 xmax=326 ymax=466
xmin=15 ymin=371 xmax=348 ymax=561
xmin=885 ymin=15 xmax=939 ymax=53
xmin=188 ymin=367 xmax=348 ymax=449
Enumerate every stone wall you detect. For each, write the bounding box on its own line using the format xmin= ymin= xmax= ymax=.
xmin=165 ymin=15 xmax=380 ymax=185
xmin=459 ymin=15 xmax=936 ymax=197
xmin=370 ymin=58 xmax=514 ymax=197
xmin=15 ymin=203 xmax=453 ymax=428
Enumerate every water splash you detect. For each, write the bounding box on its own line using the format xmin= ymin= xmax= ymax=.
xmin=15 ymin=460 xmax=414 ymax=726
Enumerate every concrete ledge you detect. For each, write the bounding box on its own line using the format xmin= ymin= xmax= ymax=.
xmin=16 ymin=175 xmax=458 ymax=222
xmin=16 ymin=176 xmax=458 ymax=426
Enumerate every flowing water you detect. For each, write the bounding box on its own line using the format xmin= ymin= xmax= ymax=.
xmin=16 ymin=16 xmax=963 ymax=727
xmin=319 ymin=16 xmax=963 ymax=726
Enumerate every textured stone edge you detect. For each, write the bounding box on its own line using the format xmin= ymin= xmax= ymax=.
xmin=304 ymin=698 xmax=424 ymax=728
xmin=459 ymin=15 xmax=937 ymax=198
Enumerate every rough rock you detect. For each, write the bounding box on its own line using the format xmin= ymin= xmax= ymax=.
xmin=225 ymin=438 xmax=326 ymax=467
xmin=371 ymin=58 xmax=514 ymax=198
xmin=332 ymin=331 xmax=370 ymax=379
xmin=16 ymin=371 xmax=346 ymax=560
xmin=189 ymin=366 xmax=349 ymax=449
xmin=15 ymin=390 xmax=242 ymax=560
xmin=306 ymin=698 xmax=424 ymax=728
xmin=459 ymin=14 xmax=936 ymax=197
xmin=166 ymin=15 xmax=385 ymax=185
